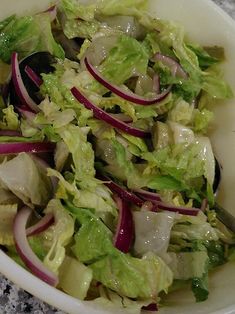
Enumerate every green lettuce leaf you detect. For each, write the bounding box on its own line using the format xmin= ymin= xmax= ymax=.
xmin=63 ymin=19 xmax=100 ymax=40
xmin=59 ymin=255 xmax=93 ymax=300
xmin=167 ymin=251 xmax=209 ymax=280
xmin=191 ymin=274 xmax=209 ymax=302
xmin=142 ymin=143 xmax=205 ymax=191
xmin=95 ymin=287 xmax=152 ymax=314
xmin=43 ymin=199 xmax=74 ymax=275
xmin=0 ymin=105 xmax=19 ymax=130
xmin=0 ymin=204 xmax=17 ymax=245
xmin=90 ymin=252 xmax=173 ymax=299
xmin=57 ymin=124 xmax=96 ymax=189
xmin=98 ymin=35 xmax=149 ymax=86
xmin=0 ymin=13 xmax=64 ymax=63
xmin=67 ymin=202 xmax=173 ymax=300
xmin=187 ymin=44 xmax=221 ymax=70
xmin=0 ymin=153 xmax=53 ymax=207
xmin=48 ymin=168 xmax=117 ymax=224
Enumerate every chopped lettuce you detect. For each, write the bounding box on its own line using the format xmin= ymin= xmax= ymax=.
xmin=0 ymin=153 xmax=53 ymax=207
xmin=191 ymin=274 xmax=209 ymax=302
xmin=167 ymin=251 xmax=209 ymax=280
xmin=142 ymin=143 xmax=205 ymax=193
xmin=67 ymin=202 xmax=173 ymax=300
xmin=0 ymin=105 xmax=19 ymax=130
xmin=0 ymin=13 xmax=64 ymax=63
xmin=95 ymin=287 xmax=152 ymax=314
xmin=134 ymin=211 xmax=176 ymax=257
xmin=90 ymin=252 xmax=173 ymax=299
xmin=57 ymin=124 xmax=96 ymax=189
xmin=0 ymin=204 xmax=17 ymax=245
xmin=43 ymin=199 xmax=74 ymax=274
xmin=59 ymin=255 xmax=93 ymax=300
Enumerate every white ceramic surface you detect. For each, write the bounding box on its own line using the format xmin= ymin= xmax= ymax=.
xmin=0 ymin=0 xmax=235 ymax=314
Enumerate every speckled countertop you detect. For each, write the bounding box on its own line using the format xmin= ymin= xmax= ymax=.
xmin=0 ymin=1 xmax=235 ymax=314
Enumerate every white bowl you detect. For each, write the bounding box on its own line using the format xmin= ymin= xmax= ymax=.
xmin=0 ymin=0 xmax=235 ymax=313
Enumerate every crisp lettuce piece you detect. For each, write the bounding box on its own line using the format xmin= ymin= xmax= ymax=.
xmin=196 ymin=136 xmax=215 ymax=186
xmin=204 ymin=240 xmax=226 ymax=269
xmin=60 ymin=0 xmax=96 ymax=21
xmin=60 ymin=0 xmax=147 ymax=20
xmin=120 ymin=133 xmax=148 ymax=156
xmin=40 ymin=61 xmax=92 ymax=126
xmin=54 ymin=141 xmax=70 ymax=172
xmin=98 ymin=35 xmax=149 ymax=85
xmin=90 ymin=252 xmax=173 ymax=299
xmin=57 ymin=124 xmax=96 ymax=189
xmin=168 ymin=122 xmax=195 ymax=146
xmin=67 ymin=202 xmax=173 ymax=299
xmin=202 ymin=66 xmax=233 ymax=99
xmin=0 ymin=13 xmax=64 ymax=63
xmin=95 ymin=287 xmax=152 ymax=314
xmin=191 ymin=274 xmax=209 ymax=302
xmin=38 ymin=97 xmax=76 ymax=129
xmin=0 ymin=204 xmax=17 ymax=246
xmin=134 ymin=211 xmax=175 ymax=257
xmin=167 ymin=251 xmax=209 ymax=280
xmin=70 ymin=206 xmax=114 ymax=263
xmin=168 ymin=98 xmax=194 ymax=125
xmin=43 ymin=199 xmax=74 ymax=275
xmin=110 ymin=139 xmax=151 ymax=189
xmin=193 ymin=109 xmax=214 ymax=134
xmin=142 ymin=143 xmax=205 ymax=189
xmin=59 ymin=255 xmax=93 ymax=300
xmin=171 ymin=215 xmax=219 ymax=243
xmin=0 ymin=153 xmax=52 ymax=207
xmin=147 ymin=175 xmax=185 ymax=191
xmin=48 ymin=168 xmax=117 ymax=223
xmin=63 ymin=19 xmax=100 ymax=40
xmin=0 ymin=105 xmax=19 ymax=130
xmin=187 ymin=44 xmax=221 ymax=69
xmin=28 ymin=236 xmax=47 ymax=261
xmin=0 ymin=14 xmax=16 ymax=32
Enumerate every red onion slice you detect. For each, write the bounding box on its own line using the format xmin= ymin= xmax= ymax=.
xmin=98 ymin=174 xmax=144 ymax=207
xmin=155 ymin=201 xmax=199 ymax=216
xmin=24 ymin=65 xmax=43 ymax=88
xmin=84 ymin=57 xmax=171 ymax=105
xmin=113 ymin=196 xmax=134 ymax=253
xmin=133 ymin=188 xmax=162 ymax=202
xmin=13 ymin=207 xmax=58 ymax=286
xmin=26 ymin=213 xmax=55 ymax=237
xmin=11 ymin=52 xmax=39 ymax=113
xmin=0 ymin=130 xmax=22 ymax=137
xmin=71 ymin=87 xmax=150 ymax=138
xmin=0 ymin=142 xmax=55 ymax=155
xmin=153 ymin=53 xmax=188 ymax=80
xmin=142 ymin=303 xmax=158 ymax=312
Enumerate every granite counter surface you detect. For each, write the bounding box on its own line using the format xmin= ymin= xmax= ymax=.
xmin=0 ymin=0 xmax=235 ymax=313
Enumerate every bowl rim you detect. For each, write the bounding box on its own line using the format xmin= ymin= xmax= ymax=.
xmin=0 ymin=0 xmax=235 ymax=314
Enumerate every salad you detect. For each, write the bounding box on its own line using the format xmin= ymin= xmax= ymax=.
xmin=0 ymin=0 xmax=235 ymax=312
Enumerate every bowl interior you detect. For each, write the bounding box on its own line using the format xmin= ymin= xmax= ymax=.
xmin=0 ymin=0 xmax=235 ymax=314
